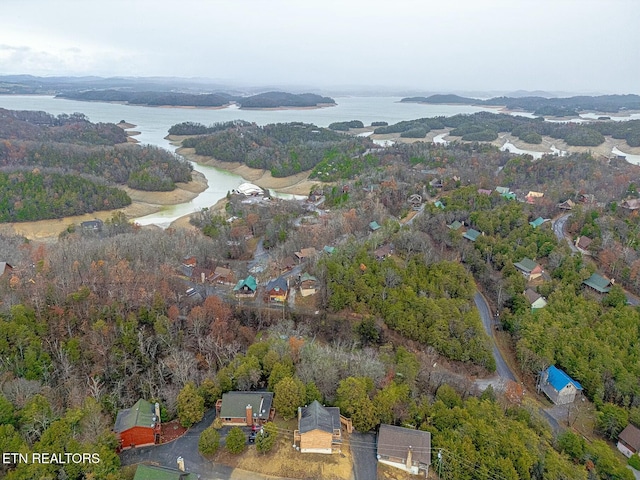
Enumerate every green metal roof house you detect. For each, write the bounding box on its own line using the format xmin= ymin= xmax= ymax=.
xmin=448 ymin=220 xmax=464 ymax=231
xmin=434 ymin=201 xmax=445 ymax=209
xmin=133 ymin=464 xmax=198 ymax=480
xmin=514 ymin=258 xmax=543 ymax=280
xmin=582 ymin=273 xmax=612 ymax=293
xmin=323 ymin=245 xmax=335 ymax=254
xmin=529 ymin=217 xmax=547 ymax=228
xmin=233 ymin=275 xmax=257 ymax=296
xmin=369 ymin=221 xmax=381 ymax=231
xmin=463 ymin=229 xmax=481 ymax=242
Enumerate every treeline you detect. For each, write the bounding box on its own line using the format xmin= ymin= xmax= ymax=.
xmin=328 ymin=120 xmax=364 ymax=131
xmin=401 ymin=93 xmax=640 ymax=114
xmin=375 ymin=111 xmax=640 ymax=147
xmin=58 ymin=90 xmax=336 ymax=109
xmin=180 ymin=122 xmax=370 ymax=177
xmin=0 ymin=108 xmax=127 ymax=145
xmin=168 ymin=120 xmax=253 ymax=136
xmin=0 ymin=142 xmax=192 ymax=191
xmin=323 ymin=247 xmax=495 ymax=370
xmin=0 ymin=171 xmax=131 ymax=222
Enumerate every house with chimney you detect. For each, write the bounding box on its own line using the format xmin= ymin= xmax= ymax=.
xmin=113 ymin=399 xmax=161 ymax=450
xmin=212 ymin=266 xmax=234 ymax=285
xmin=294 ymin=401 xmax=343 ymax=454
xmin=377 ymin=424 xmax=431 ymax=476
xmin=215 ymin=392 xmax=275 ymax=427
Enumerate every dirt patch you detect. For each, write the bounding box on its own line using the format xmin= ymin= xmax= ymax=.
xmin=161 ymin=420 xmax=188 ymax=443
xmin=377 ymin=463 xmax=422 ymax=479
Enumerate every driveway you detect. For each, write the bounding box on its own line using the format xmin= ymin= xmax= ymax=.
xmin=350 ymin=432 xmax=377 ymax=480
xmin=474 ymin=292 xmax=517 ymax=382
xmin=551 ymin=213 xmax=577 ymax=252
xmin=120 ymin=409 xmax=286 ymax=480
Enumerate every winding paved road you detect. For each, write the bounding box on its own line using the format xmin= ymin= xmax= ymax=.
xmin=474 ymin=292 xmax=517 ymax=382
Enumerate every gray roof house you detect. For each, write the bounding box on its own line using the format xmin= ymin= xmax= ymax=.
xmin=294 ymin=401 xmax=342 ymax=454
xmin=377 ymin=424 xmax=431 ymax=476
xmin=216 ymin=392 xmax=274 ymax=426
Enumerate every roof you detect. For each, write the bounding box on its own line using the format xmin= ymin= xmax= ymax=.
xmin=233 ymin=275 xmax=257 ymax=292
xmin=434 ymin=201 xmax=445 ymax=209
xmin=527 ymin=191 xmax=544 ymax=198
xmin=529 ymin=217 xmax=546 ymax=228
xmin=377 ymin=424 xmax=431 ymax=466
xmin=619 ymin=424 xmax=640 ymax=451
xmin=114 ymin=399 xmax=157 ymax=433
xmin=576 ymin=236 xmax=593 ymax=250
xmin=323 ymin=246 xmax=335 ymax=254
xmin=213 ymin=266 xmax=232 ymax=278
xmin=300 ymin=272 xmax=318 ymax=283
xmin=133 ymin=464 xmax=197 ymax=480
xmin=296 ymin=247 xmax=317 ymax=259
xmin=583 ymin=273 xmax=612 ymax=293
xmin=495 ymin=186 xmax=511 ymax=194
xmin=514 ymin=257 xmax=539 ymax=274
xmin=524 ymin=288 xmax=542 ymax=304
xmin=463 ymin=229 xmax=481 ymax=241
xmin=0 ymin=262 xmax=13 ymax=275
xmin=299 ymin=401 xmax=340 ymax=434
xmin=219 ymin=392 xmax=273 ymax=420
xmin=369 ymin=221 xmax=381 ymax=231
xmin=477 ymin=189 xmax=492 ymax=195
xmin=448 ymin=220 xmax=463 ymax=230
xmin=374 ymin=244 xmax=393 ymax=259
xmin=266 ymin=276 xmax=288 ymax=293
xmin=234 ymin=182 xmax=263 ymax=196
xmin=621 ymin=199 xmax=640 ymax=210
xmin=545 ymin=366 xmax=583 ymax=392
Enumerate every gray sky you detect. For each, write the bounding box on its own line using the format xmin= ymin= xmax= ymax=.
xmin=1 ymin=0 xmax=638 ymax=94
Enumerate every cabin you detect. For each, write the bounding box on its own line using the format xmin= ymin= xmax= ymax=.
xmin=212 ymin=266 xmax=234 ymax=285
xmin=539 ymin=366 xmax=583 ymax=405
xmin=182 ymin=256 xmax=197 ymax=268
xmin=369 ymin=221 xmax=381 ymax=231
xmin=377 ymin=424 xmax=431 ymax=477
xmin=529 ymin=217 xmax=548 ymax=229
xmin=575 ymin=236 xmax=593 ymax=255
xmin=233 ymin=182 xmax=263 ymax=196
xmin=114 ymin=399 xmax=161 ymax=450
xmin=0 ymin=262 xmax=14 ymax=278
xmin=299 ymin=273 xmax=318 ymax=297
xmin=557 ymin=199 xmax=575 ymax=210
xmin=323 ymin=246 xmax=335 ymax=255
xmin=81 ymin=219 xmax=103 ymax=232
xmin=408 ymin=194 xmax=423 ymax=210
xmin=448 ymin=220 xmax=464 ymax=231
xmin=374 ymin=244 xmax=394 ymax=260
xmin=524 ymin=288 xmax=547 ymax=310
xmin=294 ymin=401 xmax=342 ymax=454
xmin=434 ymin=201 xmax=445 ymax=209
xmin=463 ymin=229 xmax=481 ymax=242
xmin=582 ymin=273 xmax=612 ymax=294
xmin=265 ymin=276 xmax=288 ymax=303
xmin=295 ymin=247 xmax=317 ymax=262
xmin=514 ymin=258 xmax=543 ymax=281
xmin=191 ymin=267 xmax=214 ymax=284
xmin=215 ymin=392 xmax=274 ymax=427
xmin=620 ymin=198 xmax=640 ymax=210
xmin=133 ymin=464 xmax=198 ymax=480
xmin=526 ymin=191 xmax=544 ymax=204
xmin=617 ymin=424 xmax=640 ymax=458
xmin=233 ymin=275 xmax=257 ymax=297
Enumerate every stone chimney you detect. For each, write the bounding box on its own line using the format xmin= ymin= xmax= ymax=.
xmin=406 ymin=446 xmax=413 ymax=470
xmin=246 ymin=404 xmax=253 ymax=426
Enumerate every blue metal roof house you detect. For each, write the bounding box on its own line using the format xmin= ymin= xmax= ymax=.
xmin=539 ymin=365 xmax=583 ymax=405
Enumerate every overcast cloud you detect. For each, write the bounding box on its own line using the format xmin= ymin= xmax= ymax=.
xmin=1 ymin=0 xmax=638 ymax=94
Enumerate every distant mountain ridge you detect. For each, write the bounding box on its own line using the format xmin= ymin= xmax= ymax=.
xmin=401 ymin=94 xmax=640 ymax=114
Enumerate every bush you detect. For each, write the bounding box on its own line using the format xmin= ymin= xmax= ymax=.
xmin=256 ymin=422 xmax=278 ymax=454
xmin=198 ymin=426 xmax=220 ymax=455
xmin=225 ymin=426 xmax=247 ymax=454
xmin=629 ymin=454 xmax=640 ymax=470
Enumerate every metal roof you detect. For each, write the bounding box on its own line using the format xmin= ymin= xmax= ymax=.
xmin=583 ymin=273 xmax=612 ymax=293
xmin=219 ymin=392 xmax=273 ymax=420
xmin=299 ymin=401 xmax=340 ymax=434
xmin=545 ymin=366 xmax=582 ymax=392
xmin=114 ymin=399 xmax=157 ymax=433
xmin=514 ymin=257 xmax=539 ymax=273
xmin=377 ymin=424 xmax=431 ymax=467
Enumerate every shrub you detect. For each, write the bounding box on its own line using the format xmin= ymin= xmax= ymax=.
xmin=198 ymin=426 xmax=220 ymax=455
xmin=225 ymin=426 xmax=246 ymax=454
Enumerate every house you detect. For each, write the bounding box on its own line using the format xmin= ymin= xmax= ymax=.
xmin=191 ymin=267 xmax=214 ymax=284
xmin=583 ymin=272 xmax=612 ymax=294
xmin=265 ymin=276 xmax=288 ymax=303
xmin=477 ymin=188 xmax=492 ymax=196
xmin=514 ymin=258 xmax=543 ymax=280
xmin=539 ymin=366 xmax=583 ymax=405
xmin=529 ymin=217 xmax=548 ymax=228
xmin=323 ymin=246 xmax=335 ymax=254
xmin=281 ymin=256 xmax=297 ymax=273
xmin=299 ymin=273 xmax=318 ymax=297
xmin=463 ymin=228 xmax=481 ymax=242
xmin=212 ymin=266 xmax=234 ymax=285
xmin=81 ymin=219 xmax=103 ymax=232
xmin=448 ymin=220 xmax=464 ymax=231
xmin=369 ymin=221 xmax=381 ymax=231
xmin=0 ymin=262 xmax=14 ymax=278
xmin=524 ymin=288 xmax=547 ymax=310
xmin=434 ymin=201 xmax=445 ymax=209
xmin=294 ymin=401 xmax=342 ymax=454
xmin=215 ymin=392 xmax=274 ymax=426
xmin=233 ymin=182 xmax=263 ymax=196
xmin=295 ymin=247 xmax=317 ymax=262
xmin=429 ymin=178 xmax=443 ymax=188
xmin=114 ymin=399 xmax=161 ymax=450
xmin=374 ymin=244 xmax=394 ymax=260
xmin=620 ymin=198 xmax=640 ymax=210
xmin=557 ymin=199 xmax=575 ymax=210
xmin=575 ymin=236 xmax=593 ymax=254
xmin=133 ymin=464 xmax=198 ymax=480
xmin=526 ymin=191 xmax=544 ymax=204
xmin=617 ymin=424 xmax=640 ymax=458
xmin=495 ymin=186 xmax=511 ymax=195
xmin=233 ymin=275 xmax=258 ymax=297
xmin=182 ymin=256 xmax=197 ymax=268
xmin=408 ymin=194 xmax=423 ymax=210
xmin=377 ymin=424 xmax=431 ymax=476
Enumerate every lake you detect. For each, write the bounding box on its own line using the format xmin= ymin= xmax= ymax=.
xmin=0 ymin=95 xmax=496 ymax=226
